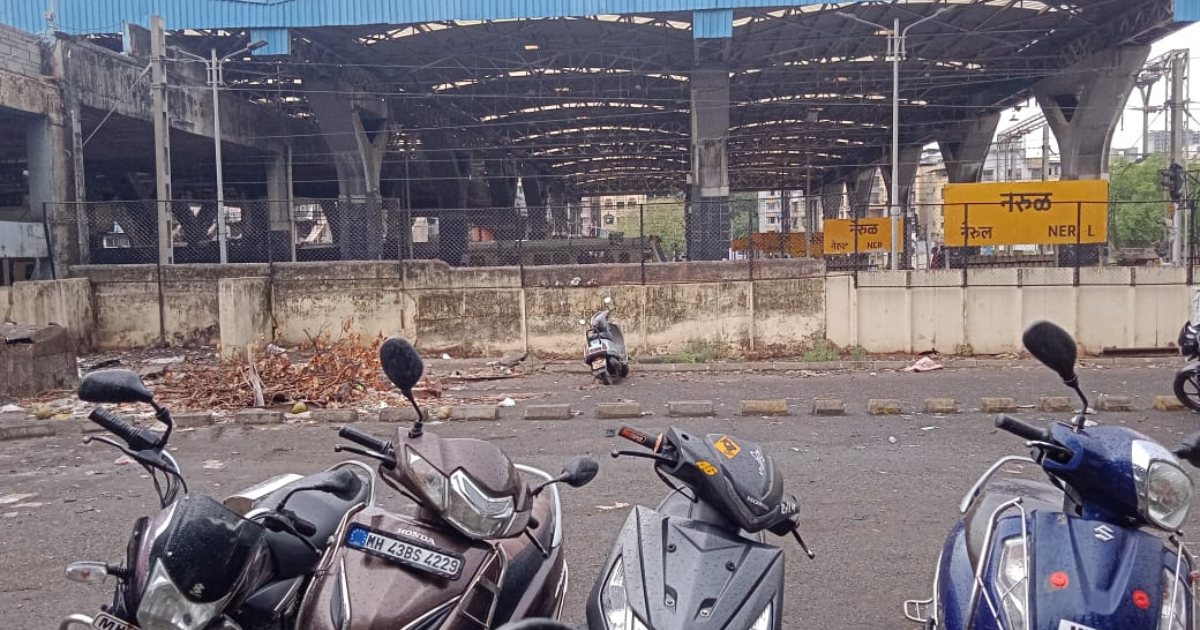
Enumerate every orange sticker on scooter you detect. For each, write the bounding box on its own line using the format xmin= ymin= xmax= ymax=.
xmin=714 ymin=436 xmax=741 ymax=459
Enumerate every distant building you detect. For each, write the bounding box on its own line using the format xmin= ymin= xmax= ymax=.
xmin=1146 ymin=130 xmax=1200 ymax=157
xmin=583 ymin=194 xmax=647 ymax=232
xmin=756 ymin=191 xmax=806 ymax=233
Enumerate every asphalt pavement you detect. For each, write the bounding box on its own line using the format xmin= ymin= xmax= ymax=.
xmin=2 ymin=363 xmax=1199 ymax=630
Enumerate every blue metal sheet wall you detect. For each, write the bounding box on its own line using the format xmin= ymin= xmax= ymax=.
xmin=1176 ymin=0 xmax=1200 ymax=21
xmin=251 ymin=27 xmax=290 ymax=55
xmin=3 ymin=0 xmax=836 ymax=34
xmin=693 ymin=8 xmax=733 ymax=38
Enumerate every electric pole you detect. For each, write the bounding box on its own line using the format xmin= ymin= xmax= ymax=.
xmin=151 ymin=16 xmax=173 ymax=265
xmin=1170 ymin=51 xmax=1186 ymax=264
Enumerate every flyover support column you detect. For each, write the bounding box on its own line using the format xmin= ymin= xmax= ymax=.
xmin=307 ymin=85 xmax=391 ymax=260
xmin=846 ymin=169 xmax=878 ymax=218
xmin=1033 ymin=45 xmax=1147 ymax=267
xmin=266 ymin=147 xmax=295 ymax=262
xmin=938 ymin=112 xmax=1001 ymax=185
xmin=1032 ymin=45 xmax=1149 ymax=180
xmin=687 ymin=65 xmax=731 ymax=261
xmin=821 ymin=182 xmax=845 ymax=219
xmin=419 ymin=129 xmax=470 ymax=265
xmin=882 ymin=145 xmax=923 ymax=268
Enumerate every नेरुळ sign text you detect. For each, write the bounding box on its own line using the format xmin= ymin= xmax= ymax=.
xmin=943 ymin=180 xmax=1108 ymax=246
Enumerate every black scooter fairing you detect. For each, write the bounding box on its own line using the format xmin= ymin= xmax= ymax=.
xmin=586 ymin=493 xmax=783 ymax=630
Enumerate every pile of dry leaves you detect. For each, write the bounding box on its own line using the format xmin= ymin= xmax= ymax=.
xmin=155 ymin=321 xmax=397 ymax=411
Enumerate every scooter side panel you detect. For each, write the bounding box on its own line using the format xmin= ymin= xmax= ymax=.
xmin=586 ymin=505 xmax=784 ymax=630
xmin=937 ymin=511 xmax=1179 ymax=630
xmin=297 ymin=507 xmax=497 ymax=630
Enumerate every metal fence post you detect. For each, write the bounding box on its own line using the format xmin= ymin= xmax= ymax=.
xmin=1073 ymin=201 xmax=1082 ymax=287
xmin=639 ymin=203 xmax=646 ymax=285
xmin=748 ymin=202 xmax=755 ymax=280
xmin=961 ymin=203 xmax=969 ymax=288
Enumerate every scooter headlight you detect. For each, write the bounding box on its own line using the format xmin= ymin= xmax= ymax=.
xmin=600 ymin=557 xmax=650 ymax=630
xmin=996 ymin=537 xmax=1029 ymax=630
xmin=138 ymin=559 xmax=230 ymax=630
xmin=1159 ymin=568 xmax=1190 ymax=630
xmin=407 ymin=447 xmax=449 ymax=510
xmin=1145 ymin=461 xmax=1193 ymax=531
xmin=749 ymin=602 xmax=773 ymax=630
xmin=407 ymin=447 xmax=521 ymax=540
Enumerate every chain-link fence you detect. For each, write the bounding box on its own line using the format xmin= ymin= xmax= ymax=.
xmin=53 ymin=195 xmax=1197 ymax=288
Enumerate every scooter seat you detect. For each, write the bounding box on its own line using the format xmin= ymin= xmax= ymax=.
xmin=963 ymin=476 xmax=1062 ymax=565
xmin=263 ymin=469 xmax=370 ymax=579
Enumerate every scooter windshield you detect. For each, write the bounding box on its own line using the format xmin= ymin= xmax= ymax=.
xmin=149 ymin=494 xmax=268 ymax=604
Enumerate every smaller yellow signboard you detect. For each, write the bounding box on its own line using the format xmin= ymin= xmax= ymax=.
xmin=823 ymin=218 xmax=903 ymax=255
xmin=943 ymin=180 xmax=1108 ymax=247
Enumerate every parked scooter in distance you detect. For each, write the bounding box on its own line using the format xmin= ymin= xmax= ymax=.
xmin=296 ymin=336 xmax=600 ymax=629
xmin=582 ymin=296 xmax=629 ymax=385
xmin=59 ymin=369 xmax=374 ymax=630
xmin=905 ymin=319 xmax=1200 ymax=630
xmin=586 ymin=424 xmax=813 ymax=630
xmin=1173 ymin=287 xmax=1200 ymax=411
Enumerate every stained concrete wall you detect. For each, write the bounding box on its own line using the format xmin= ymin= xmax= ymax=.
xmin=824 ymin=268 xmax=1194 ymax=354
xmin=5 ymin=262 xmax=1196 ymax=357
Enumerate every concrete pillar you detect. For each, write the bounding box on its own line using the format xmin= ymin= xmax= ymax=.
xmin=521 ymin=166 xmax=547 ymax=239
xmin=938 ymin=112 xmax=1001 ymax=184
xmin=687 ymin=65 xmax=731 ymax=261
xmin=266 ymin=148 xmax=295 ymax=262
xmin=821 ymin=182 xmax=845 ymax=219
xmin=25 ymin=116 xmax=75 ymax=277
xmin=846 ymin=169 xmax=878 ymax=218
xmin=218 ymin=277 xmax=271 ymax=361
xmin=306 ymin=85 xmax=390 ymax=260
xmin=1033 ymin=45 xmax=1150 ymax=180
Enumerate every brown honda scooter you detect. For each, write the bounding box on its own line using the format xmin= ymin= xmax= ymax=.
xmin=296 ymin=337 xmax=598 ymax=630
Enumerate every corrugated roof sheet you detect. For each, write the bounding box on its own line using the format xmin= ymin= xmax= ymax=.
xmin=6 ymin=0 xmax=837 ymax=35
xmin=1176 ymin=0 xmax=1200 ymax=21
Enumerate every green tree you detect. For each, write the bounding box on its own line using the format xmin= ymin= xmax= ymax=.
xmin=610 ymin=198 xmax=686 ymax=256
xmin=1109 ymin=156 xmax=1169 ymax=248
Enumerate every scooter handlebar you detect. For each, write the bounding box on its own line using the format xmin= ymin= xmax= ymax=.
xmin=617 ymin=425 xmax=658 ymax=450
xmin=89 ymin=407 xmax=161 ymax=452
xmin=994 ymin=414 xmax=1050 ymax=442
xmin=338 ymin=426 xmax=391 ymax=454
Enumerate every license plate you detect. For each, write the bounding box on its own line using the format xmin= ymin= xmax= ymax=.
xmin=590 ymin=358 xmax=607 ymax=370
xmin=346 ymin=524 xmax=464 ymax=579
xmin=1058 ymin=622 xmax=1100 ymax=630
xmin=92 ymin=612 xmax=138 ymax=630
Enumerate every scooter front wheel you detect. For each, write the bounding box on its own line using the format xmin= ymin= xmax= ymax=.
xmin=1173 ymin=368 xmax=1200 ymax=412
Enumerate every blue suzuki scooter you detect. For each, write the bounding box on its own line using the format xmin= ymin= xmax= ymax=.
xmin=906 ymin=319 xmax=1200 ymax=630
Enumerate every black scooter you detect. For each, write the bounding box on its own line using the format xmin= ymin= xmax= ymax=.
xmin=584 ymin=425 xmax=813 ymax=630
xmin=583 ymin=296 xmax=629 ymax=385
xmin=1174 ymin=288 xmax=1200 ymax=411
xmin=58 ymin=369 xmax=374 ymax=630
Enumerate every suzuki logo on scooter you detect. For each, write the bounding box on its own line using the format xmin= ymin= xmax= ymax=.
xmin=1093 ymin=525 xmax=1115 ymax=542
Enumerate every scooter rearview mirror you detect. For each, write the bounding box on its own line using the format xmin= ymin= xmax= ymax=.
xmin=78 ymin=369 xmax=155 ymax=405
xmin=379 ymin=337 xmax=427 ymax=437
xmin=1022 ymin=320 xmax=1078 ymax=385
xmin=560 ymin=456 xmax=600 ymax=488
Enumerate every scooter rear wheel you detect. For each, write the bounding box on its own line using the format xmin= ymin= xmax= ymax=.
xmin=597 ymin=372 xmax=611 ymax=385
xmin=1173 ymin=369 xmax=1200 ymax=412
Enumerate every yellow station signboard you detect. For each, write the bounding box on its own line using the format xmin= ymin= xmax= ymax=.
xmin=823 ymin=217 xmax=903 ymax=255
xmin=943 ymin=180 xmax=1108 ymax=247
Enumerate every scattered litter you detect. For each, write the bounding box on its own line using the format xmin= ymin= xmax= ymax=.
xmin=114 ymin=456 xmax=134 ymax=466
xmin=203 ymin=460 xmax=226 ymax=470
xmin=442 ymin=354 xmax=452 ymax=360
xmin=570 ymin=277 xmax=582 ymax=286
xmin=888 ymin=436 xmax=898 ymax=444
xmin=791 ymin=447 xmax=801 ymax=452
xmin=1084 ymin=419 xmax=1098 ymax=428
xmin=147 ymin=356 xmax=185 ymax=365
xmin=499 ymin=398 xmax=516 ymax=407
xmin=595 ymin=502 xmax=630 ymax=511
xmin=85 ymin=471 xmax=103 ymax=476
xmin=0 ymin=493 xmax=37 ymax=505
xmin=1017 ymin=404 xmax=1035 ymax=409
xmin=921 ymin=426 xmax=939 ymax=432
xmin=2 ymin=512 xmax=18 ymax=519
xmin=85 ymin=358 xmax=122 ymax=371
xmin=267 ymin=344 xmax=287 ymax=355
xmin=16 ymin=502 xmax=43 ymax=509
xmin=639 ymin=411 xmax=655 ymax=416
xmin=0 ymin=404 xmax=23 ymax=413
xmin=903 ymin=357 xmax=944 ymax=373
xmin=849 ymin=514 xmax=869 ymax=521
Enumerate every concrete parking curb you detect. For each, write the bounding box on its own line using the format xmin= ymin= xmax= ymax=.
xmin=981 ymin=398 xmax=1017 ymax=414
xmin=1097 ymin=395 xmax=1135 ymax=412
xmin=535 ymin=356 xmax=1177 ymax=375
xmin=868 ymin=399 xmax=902 ymax=415
xmin=235 ymin=409 xmax=284 ymax=425
xmin=1154 ymin=396 xmax=1187 ymax=411
xmin=923 ymin=398 xmax=958 ymax=414
xmin=174 ymin=412 xmax=215 ymax=429
xmin=668 ymin=401 xmax=715 ymax=417
xmin=311 ymin=409 xmax=360 ymax=424
xmin=453 ymin=405 xmax=499 ymax=422
xmin=0 ymin=422 xmax=55 ymax=441
xmin=525 ymin=404 xmax=573 ymax=421
xmin=1039 ymin=397 xmax=1074 ymax=413
xmin=596 ymin=402 xmax=641 ymax=419
xmin=812 ymin=399 xmax=846 ymax=416
xmin=739 ymin=400 xmax=790 ymax=416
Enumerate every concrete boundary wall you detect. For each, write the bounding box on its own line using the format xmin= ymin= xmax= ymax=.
xmin=4 ymin=262 xmax=1195 ymax=356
